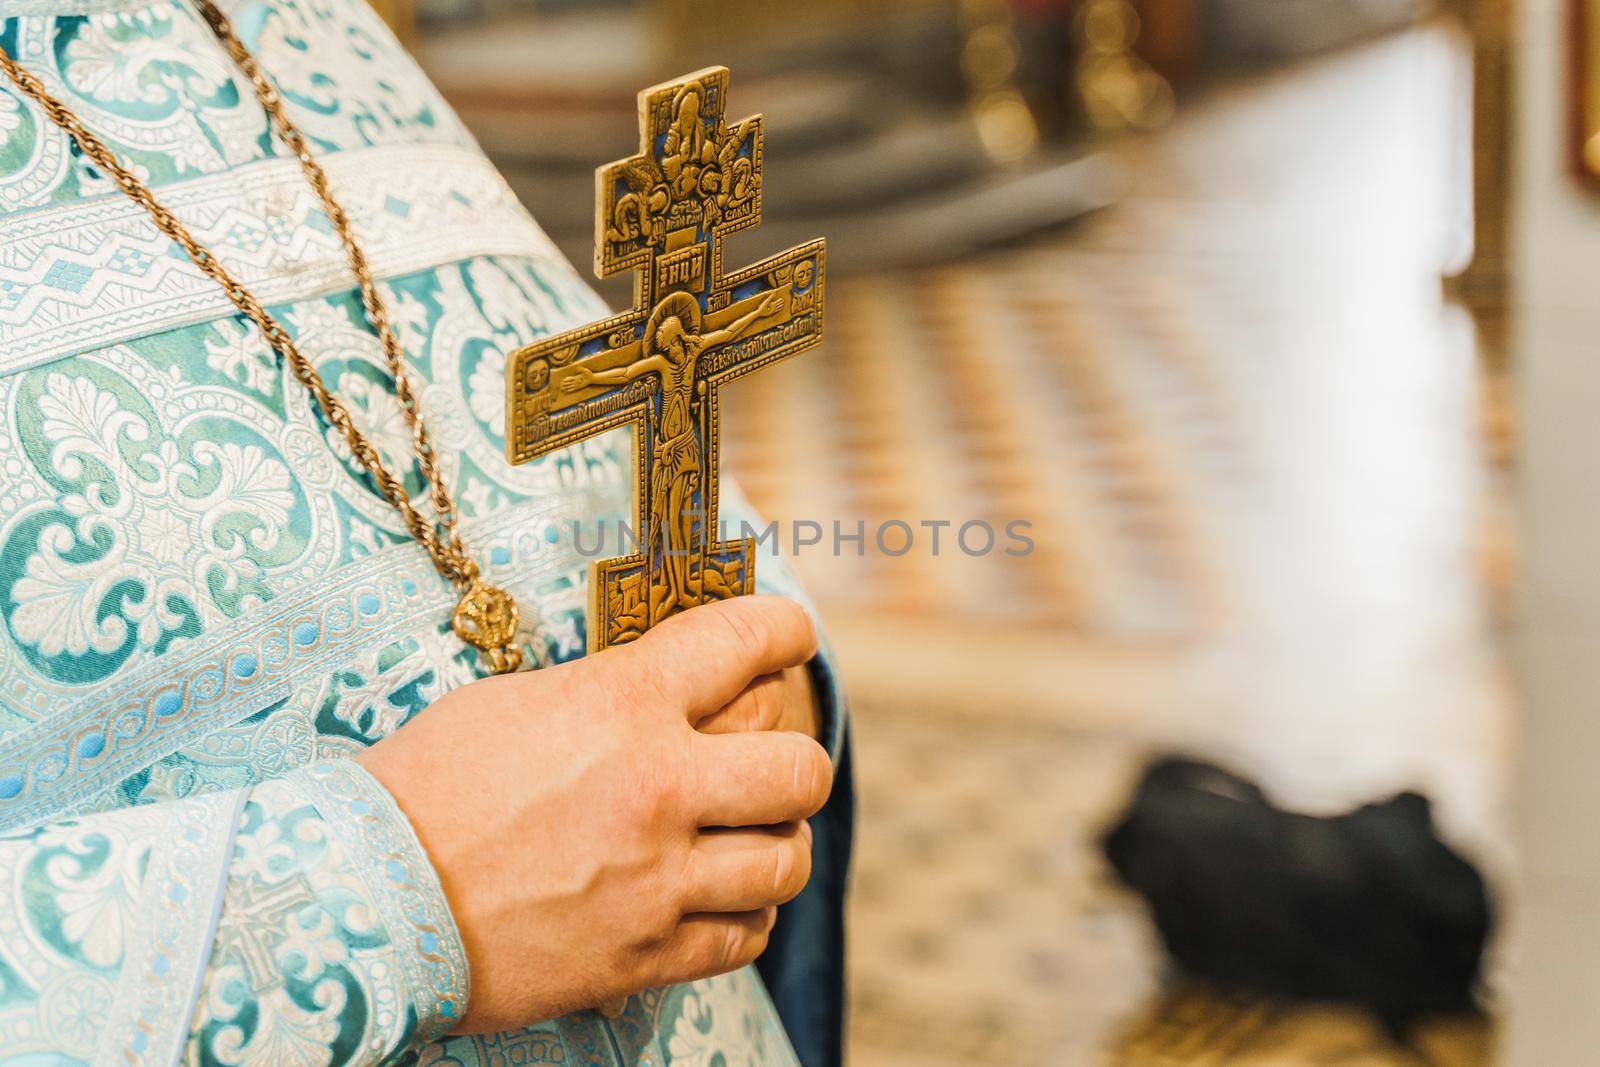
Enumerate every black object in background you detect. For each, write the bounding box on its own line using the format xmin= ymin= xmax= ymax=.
xmin=1101 ymin=757 xmax=1491 ymax=1026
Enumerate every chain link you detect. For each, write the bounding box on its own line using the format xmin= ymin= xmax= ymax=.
xmin=0 ymin=1 xmax=484 ymax=593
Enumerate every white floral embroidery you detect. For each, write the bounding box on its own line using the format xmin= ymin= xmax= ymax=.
xmin=389 ymin=289 xmax=431 ymax=352
xmin=459 ymin=474 xmax=493 ymax=518
xmin=668 ymin=973 xmax=779 ymax=1067
xmin=278 ymin=906 xmax=351 ymax=983
xmin=465 ymin=347 xmax=506 ymax=436
xmin=65 ymin=13 xmax=231 ymax=108
xmin=63 ymin=12 xmax=252 ymax=175
xmin=208 ymin=980 xmax=345 ymax=1067
xmin=250 ymin=711 xmax=318 ymax=777
xmin=254 ymin=0 xmax=458 ymax=150
xmin=344 ymin=519 xmax=385 ymax=557
xmin=325 ymin=371 xmax=415 ymax=479
xmin=286 ymin=299 xmax=357 ymax=342
xmin=206 ymin=319 xmax=279 ymax=396
xmin=38 ymin=824 xmax=153 ymax=968
xmin=467 ymin=258 xmax=556 ymax=337
xmin=55 ymin=865 xmax=140 ymax=968
xmin=39 ymin=973 xmax=114 ymax=1054
xmin=531 ymin=607 xmax=584 ymax=660
xmin=411 ymin=626 xmax=475 ymax=701
xmin=11 ymin=374 xmax=294 ymax=656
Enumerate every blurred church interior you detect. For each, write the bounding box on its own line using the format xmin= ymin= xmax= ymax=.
xmin=381 ymin=0 xmax=1598 ymax=1062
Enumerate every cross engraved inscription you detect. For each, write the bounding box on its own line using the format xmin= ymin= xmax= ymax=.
xmin=505 ymin=66 xmax=825 ymax=652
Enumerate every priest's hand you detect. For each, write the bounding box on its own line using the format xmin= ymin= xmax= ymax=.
xmin=697 ymin=661 xmax=823 ymax=742
xmin=356 ymin=595 xmax=833 ymax=1035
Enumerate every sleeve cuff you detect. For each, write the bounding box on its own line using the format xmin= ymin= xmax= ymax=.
xmin=290 ymin=760 xmax=471 ymax=1042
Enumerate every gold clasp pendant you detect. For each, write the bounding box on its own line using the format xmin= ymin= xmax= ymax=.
xmin=451 ymin=580 xmax=523 ymax=674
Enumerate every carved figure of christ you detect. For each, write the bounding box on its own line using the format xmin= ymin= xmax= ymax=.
xmin=560 ymin=289 xmax=784 ymax=619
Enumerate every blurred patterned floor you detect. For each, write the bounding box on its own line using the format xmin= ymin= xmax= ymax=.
xmin=725 ymin=257 xmax=1232 ymax=641
xmin=723 ymin=23 xmax=1504 ymax=1067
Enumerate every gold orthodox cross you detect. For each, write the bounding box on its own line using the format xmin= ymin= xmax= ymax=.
xmin=505 ymin=67 xmax=825 ymax=652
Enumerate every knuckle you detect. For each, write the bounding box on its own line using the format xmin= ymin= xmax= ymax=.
xmin=779 ymin=837 xmax=812 ymax=900
xmin=649 ymin=889 xmax=683 ymax=940
xmin=632 ymin=755 xmax=687 ymax=827
xmin=653 ymin=856 xmax=690 ymax=925
xmin=767 ymin=843 xmax=796 ymax=900
xmin=599 ymin=639 xmax=653 ymax=694
xmin=740 ymin=915 xmax=774 ymax=965
xmin=710 ymin=693 xmax=749 ymax=734
xmin=751 ymin=678 xmax=782 ymax=730
xmin=789 ymin=599 xmax=818 ymax=648
xmin=716 ymin=599 xmax=766 ymax=660
xmin=637 ymin=904 xmax=676 ymax=950
xmin=792 ymin=738 xmax=833 ymax=813
xmin=718 ymin=918 xmax=750 ymax=972
xmin=773 ymin=597 xmax=816 ymax=652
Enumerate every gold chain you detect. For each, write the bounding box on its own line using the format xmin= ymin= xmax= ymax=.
xmin=0 ymin=0 xmax=524 ymax=672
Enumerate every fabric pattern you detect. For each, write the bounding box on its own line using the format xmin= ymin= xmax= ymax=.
xmin=0 ymin=760 xmax=465 ymax=1065
xmin=0 ymin=0 xmax=843 ymax=1063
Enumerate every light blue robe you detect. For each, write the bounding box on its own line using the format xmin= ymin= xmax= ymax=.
xmin=0 ymin=0 xmax=849 ymax=1063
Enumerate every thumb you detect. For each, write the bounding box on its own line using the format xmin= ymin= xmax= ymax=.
xmin=622 ymin=596 xmax=817 ymax=719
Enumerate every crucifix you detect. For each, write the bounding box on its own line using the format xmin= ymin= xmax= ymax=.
xmin=505 ymin=66 xmax=825 ymax=653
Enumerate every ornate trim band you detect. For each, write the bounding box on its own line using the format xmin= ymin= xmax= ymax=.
xmin=0 ymin=143 xmax=563 ymax=374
